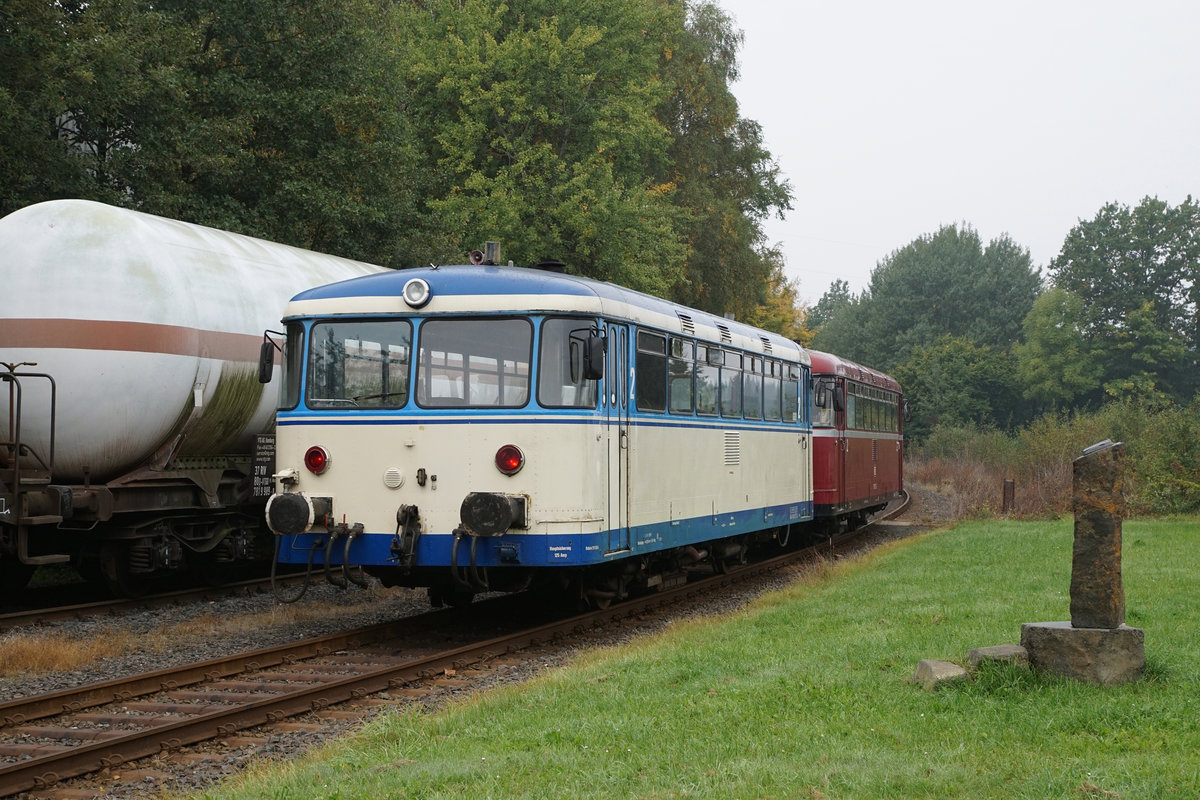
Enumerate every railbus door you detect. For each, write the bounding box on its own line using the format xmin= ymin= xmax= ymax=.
xmin=835 ymin=377 xmax=849 ymax=510
xmin=605 ymin=323 xmax=630 ymax=552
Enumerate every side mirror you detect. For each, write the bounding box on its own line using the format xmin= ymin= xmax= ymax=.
xmin=814 ymin=384 xmax=828 ymax=409
xmin=582 ymin=332 xmax=605 ymax=380
xmin=258 ymin=333 xmax=282 ymax=384
xmin=570 ymin=328 xmax=606 ymax=382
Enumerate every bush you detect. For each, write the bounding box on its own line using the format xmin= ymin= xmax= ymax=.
xmin=907 ymin=399 xmax=1200 ymax=518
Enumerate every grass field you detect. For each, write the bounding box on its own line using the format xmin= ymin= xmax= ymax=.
xmin=184 ymin=519 xmax=1200 ymax=800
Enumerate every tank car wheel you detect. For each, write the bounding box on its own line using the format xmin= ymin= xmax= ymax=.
xmin=98 ymin=543 xmax=154 ymax=598
xmin=73 ymin=553 xmax=106 ymax=588
xmin=188 ymin=551 xmax=239 ymax=587
xmin=0 ymin=555 xmax=36 ymax=596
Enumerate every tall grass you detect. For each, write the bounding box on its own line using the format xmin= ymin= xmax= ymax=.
xmin=908 ymin=399 xmax=1200 ymax=518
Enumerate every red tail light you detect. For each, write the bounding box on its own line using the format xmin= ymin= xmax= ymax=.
xmin=304 ymin=445 xmax=331 ymax=474
xmin=495 ymin=444 xmax=524 ymax=475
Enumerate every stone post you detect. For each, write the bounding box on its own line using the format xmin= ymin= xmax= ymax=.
xmin=1070 ymin=440 xmax=1125 ymax=628
xmin=1020 ymin=440 xmax=1145 ymax=685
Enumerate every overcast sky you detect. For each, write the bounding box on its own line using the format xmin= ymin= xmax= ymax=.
xmin=716 ymin=1 xmax=1200 ymax=303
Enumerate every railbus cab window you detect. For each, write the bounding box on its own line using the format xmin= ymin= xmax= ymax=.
xmin=306 ymin=320 xmax=412 ymax=409
xmin=280 ymin=323 xmax=305 ymax=410
xmin=415 ymin=318 xmax=531 ymax=408
xmin=812 ymin=377 xmax=836 ymax=428
xmin=537 ymin=317 xmax=600 ymax=408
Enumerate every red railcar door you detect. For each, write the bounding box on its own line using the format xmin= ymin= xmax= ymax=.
xmin=833 ymin=377 xmax=848 ymax=509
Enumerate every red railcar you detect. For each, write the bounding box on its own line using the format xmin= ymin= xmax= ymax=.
xmin=808 ymin=350 xmax=904 ymax=529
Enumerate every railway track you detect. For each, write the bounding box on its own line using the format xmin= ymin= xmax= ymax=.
xmin=0 ymin=573 xmax=310 ymax=633
xmin=0 ymin=493 xmax=911 ymax=798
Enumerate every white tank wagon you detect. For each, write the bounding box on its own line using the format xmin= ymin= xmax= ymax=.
xmin=0 ymin=200 xmax=386 ymax=594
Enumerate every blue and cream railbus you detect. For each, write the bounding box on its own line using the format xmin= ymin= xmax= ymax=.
xmin=261 ymin=262 xmax=813 ymax=606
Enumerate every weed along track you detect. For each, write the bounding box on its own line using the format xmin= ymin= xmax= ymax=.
xmin=0 ymin=497 xmax=911 ymax=798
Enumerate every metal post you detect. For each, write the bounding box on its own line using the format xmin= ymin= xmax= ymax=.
xmin=1002 ymin=479 xmax=1015 ymax=514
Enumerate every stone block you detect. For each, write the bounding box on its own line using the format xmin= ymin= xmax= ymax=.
xmin=911 ymin=659 xmax=969 ymax=690
xmin=1020 ymin=621 xmax=1144 ymax=685
xmin=967 ymin=644 xmax=1029 ymax=670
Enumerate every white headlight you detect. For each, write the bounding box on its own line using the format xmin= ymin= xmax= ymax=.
xmin=402 ymin=277 xmax=432 ymax=308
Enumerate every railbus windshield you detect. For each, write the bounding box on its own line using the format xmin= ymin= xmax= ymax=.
xmin=284 ymin=316 xmax=608 ymax=411
xmin=415 ymin=318 xmax=531 ymax=407
xmin=306 ymin=320 xmax=413 ymax=409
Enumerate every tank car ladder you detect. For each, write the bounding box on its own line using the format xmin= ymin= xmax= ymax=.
xmin=1 ymin=363 xmax=70 ymax=565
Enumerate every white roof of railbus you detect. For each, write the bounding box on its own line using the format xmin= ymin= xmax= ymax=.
xmin=285 ymin=264 xmax=809 ymax=364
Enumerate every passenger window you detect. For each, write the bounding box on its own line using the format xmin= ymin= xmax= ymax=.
xmin=782 ymin=367 xmax=799 ymax=423
xmin=668 ymin=337 xmax=694 ymax=415
xmin=720 ymin=350 xmax=742 ymax=418
xmin=743 ymin=357 xmax=763 ymax=420
xmin=636 ymin=330 xmax=667 ymax=412
xmin=695 ymin=345 xmax=719 ymax=416
xmin=763 ymin=360 xmax=782 ymax=421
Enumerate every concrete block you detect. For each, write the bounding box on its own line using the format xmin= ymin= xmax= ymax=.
xmin=1020 ymin=621 xmax=1144 ymax=685
xmin=912 ymin=659 xmax=969 ymax=690
xmin=967 ymin=644 xmax=1029 ymax=669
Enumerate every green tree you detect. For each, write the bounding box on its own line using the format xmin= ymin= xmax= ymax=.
xmin=808 ymin=279 xmax=854 ymax=331
xmin=893 ymin=336 xmax=1023 ymax=442
xmin=812 ymin=224 xmax=1039 ymax=377
xmin=740 ymin=248 xmax=811 ymax=345
xmin=1 ymin=0 xmax=171 ymax=213
xmin=1049 ymin=196 xmax=1200 ymax=400
xmin=2 ymin=0 xmax=421 ymax=266
xmin=147 ymin=0 xmax=421 ymax=265
xmin=857 ymin=224 xmax=1040 ymax=373
xmin=660 ymin=1 xmax=792 ymax=320
xmin=4 ymin=0 xmax=793 ymax=311
xmin=396 ymin=0 xmax=687 ymax=293
xmin=1013 ymin=287 xmax=1104 ymax=411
